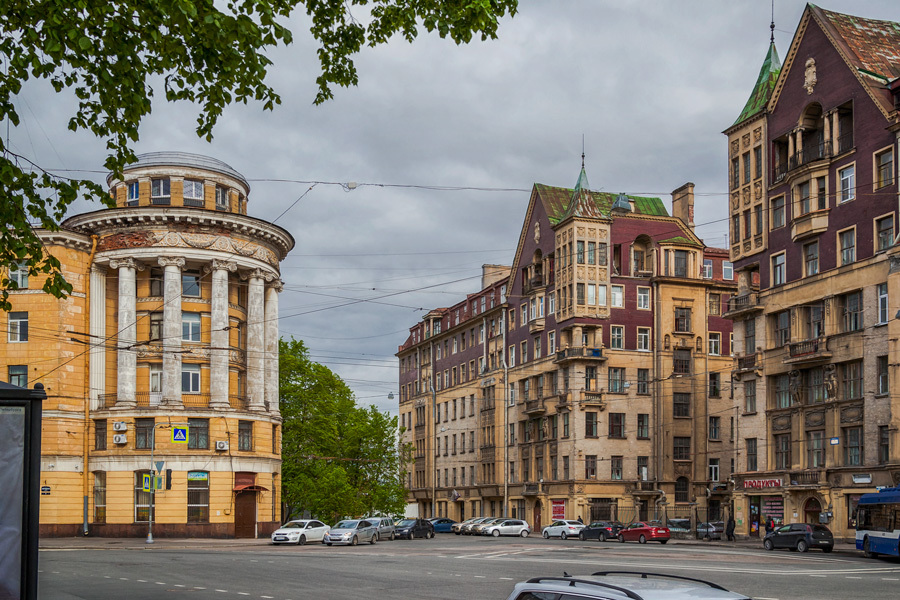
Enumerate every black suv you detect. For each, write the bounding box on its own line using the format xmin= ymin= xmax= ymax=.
xmin=579 ymin=521 xmax=623 ymax=542
xmin=763 ymin=523 xmax=833 ymax=553
xmin=394 ymin=518 xmax=435 ymax=539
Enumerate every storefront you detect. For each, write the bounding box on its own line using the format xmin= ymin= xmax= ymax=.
xmin=739 ymin=477 xmax=784 ymax=537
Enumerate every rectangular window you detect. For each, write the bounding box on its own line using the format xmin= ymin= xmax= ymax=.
xmin=754 ymin=146 xmax=762 ymax=179
xmin=673 ymin=393 xmax=690 ymax=417
xmin=742 ymin=151 xmax=751 ymax=184
xmin=839 ymin=165 xmax=855 ymax=202
xmin=134 ymin=471 xmax=152 ymax=522
xmin=674 ymin=307 xmax=691 ymax=332
xmin=673 ymin=349 xmax=691 ymax=375
xmin=633 ymin=249 xmax=645 ymax=273
xmin=9 ymin=262 xmax=28 ymax=288
xmin=844 ymin=427 xmax=863 ymax=466
xmin=771 ymin=197 xmax=785 ymax=229
xmin=772 ymin=253 xmax=785 ymax=285
xmin=183 ymin=179 xmax=204 ymax=206
xmin=238 ymin=420 xmax=253 ymax=451
xmin=744 ymin=379 xmax=757 ymax=413
xmin=597 ymin=285 xmax=607 ymax=306
xmin=587 ymin=241 xmax=596 ymax=265
xmin=637 ymin=414 xmax=649 ymax=439
xmin=878 ymin=355 xmax=889 ymax=395
xmin=877 ymin=283 xmax=889 ymax=324
xmin=93 ymin=471 xmax=106 ymax=523
xmin=674 ymin=250 xmax=688 ymax=277
xmin=520 ymin=304 xmax=527 ymax=325
xmin=637 ymin=456 xmax=649 ymax=481
xmin=576 ymin=240 xmax=585 ymax=264
xmin=880 ymin=425 xmax=890 ymax=464
xmin=8 ymin=365 xmax=27 ymax=388
xmin=611 ymin=285 xmax=624 ymax=308
xmin=608 ymin=367 xmax=625 ymax=393
xmin=731 ymin=157 xmax=740 ymax=189
xmin=610 ymin=326 xmax=624 ymax=349
xmin=775 ymin=374 xmax=791 ymax=408
xmin=637 ymin=369 xmax=649 ymax=395
xmin=534 ymin=337 xmax=541 ymax=359
xmin=127 ymin=181 xmax=140 ymax=205
xmin=182 ymin=269 xmax=201 ymax=297
xmin=215 ymin=186 xmax=229 ymax=210
xmin=702 ymin=259 xmax=713 ymax=279
xmin=843 ymin=361 xmax=863 ymax=400
xmin=8 ymin=311 xmax=28 ymax=342
xmin=732 ymin=214 xmax=741 ymax=243
xmin=839 ymin=229 xmax=856 ymax=265
xmin=709 ymin=372 xmax=721 ymax=398
xmin=182 ymin=312 xmax=201 ymax=341
xmin=843 ymin=291 xmax=862 ymax=332
xmin=774 ymin=433 xmax=791 ymax=469
xmin=709 ymin=416 xmax=720 ymax=440
xmin=150 ymin=178 xmax=171 ymax=204
xmin=637 ymin=287 xmax=650 ymax=310
xmin=576 ymin=283 xmax=585 ymax=305
xmin=723 ymin=261 xmax=733 ymax=280
xmin=876 ymin=216 xmax=894 ymax=252
xmin=608 ymin=413 xmax=625 ymax=439
xmin=774 ymin=310 xmax=790 ymax=346
xmin=520 ymin=341 xmax=527 ymax=364
xmin=746 ymin=438 xmax=758 ymax=471
xmin=585 ymin=455 xmax=597 ymax=479
xmin=182 ymin=363 xmax=201 ymax=393
xmin=798 ymin=180 xmax=811 ymax=215
xmin=673 ymin=437 xmax=691 ymax=460
xmin=611 ymin=456 xmax=623 ymax=480
xmin=187 ymin=471 xmax=210 ymax=522
xmin=800 ymin=242 xmax=818 ymax=279
xmin=94 ymin=419 xmax=107 ymax=450
xmin=708 ymin=332 xmax=721 ymax=355
xmin=548 ymin=331 xmax=556 ymax=354
xmin=585 ymin=412 xmax=598 ymax=438
xmin=807 ymin=368 xmax=825 ymax=404
xmin=876 ymin=148 xmax=894 ymax=189
xmin=135 ymin=418 xmax=154 ymax=450
xmin=187 ymin=418 xmax=209 ymax=449
xmin=744 ymin=318 xmax=756 ymax=355
xmin=562 ymin=412 xmax=569 ymax=437
xmin=637 ymin=327 xmax=650 ymax=351
xmin=807 ymin=431 xmax=825 ymax=468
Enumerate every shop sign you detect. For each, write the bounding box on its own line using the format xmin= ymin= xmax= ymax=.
xmin=551 ymin=499 xmax=566 ymax=520
xmin=743 ymin=478 xmax=782 ymax=489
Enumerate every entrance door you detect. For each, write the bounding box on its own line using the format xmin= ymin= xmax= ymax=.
xmin=533 ymin=503 xmax=542 ymax=531
xmin=749 ymin=496 xmax=760 ymax=537
xmin=234 ymin=492 xmax=257 ymax=538
xmin=804 ymin=497 xmax=822 ymax=524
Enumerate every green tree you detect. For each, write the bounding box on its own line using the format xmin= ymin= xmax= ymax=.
xmin=0 ymin=0 xmax=518 ymax=310
xmin=279 ymin=337 xmax=411 ymax=523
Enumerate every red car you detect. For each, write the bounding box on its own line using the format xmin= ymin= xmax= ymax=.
xmin=617 ymin=521 xmax=670 ymax=544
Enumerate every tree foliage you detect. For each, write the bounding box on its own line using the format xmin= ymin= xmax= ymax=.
xmin=279 ymin=337 xmax=412 ymax=523
xmin=0 ymin=0 xmax=518 ymax=310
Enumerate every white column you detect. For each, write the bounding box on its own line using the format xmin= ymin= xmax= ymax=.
xmin=159 ymin=256 xmax=185 ymax=406
xmin=208 ymin=260 xmax=236 ymax=408
xmin=264 ymin=280 xmax=283 ymax=414
xmin=109 ymin=258 xmax=139 ymax=408
xmin=245 ymin=269 xmax=268 ymax=410
xmin=89 ymin=265 xmax=107 ymax=409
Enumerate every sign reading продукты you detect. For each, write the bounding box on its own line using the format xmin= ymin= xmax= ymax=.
xmin=172 ymin=426 xmax=188 ymax=444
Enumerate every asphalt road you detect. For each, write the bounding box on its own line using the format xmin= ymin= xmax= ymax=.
xmin=38 ymin=535 xmax=900 ymax=600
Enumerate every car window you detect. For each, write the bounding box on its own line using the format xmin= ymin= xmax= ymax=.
xmin=813 ymin=525 xmax=831 ymax=534
xmin=310 ymin=521 xmax=323 ymax=528
xmin=513 ymin=593 xmax=557 ymax=600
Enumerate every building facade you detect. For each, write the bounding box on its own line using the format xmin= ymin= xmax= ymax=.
xmin=398 ymin=168 xmax=736 ymax=530
xmin=726 ymin=5 xmax=900 ymax=541
xmin=1 ymin=152 xmax=293 ymax=537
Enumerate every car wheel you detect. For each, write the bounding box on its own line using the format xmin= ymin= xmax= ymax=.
xmin=410 ymin=530 xmax=415 ymax=540
xmin=298 ymin=534 xmax=306 ymax=546
xmin=429 ymin=531 xmax=435 ymax=539
xmin=578 ymin=532 xmax=585 ymax=541
xmin=560 ymin=532 xmax=567 ymax=540
xmin=639 ymin=535 xmax=647 ymax=544
xmin=520 ymin=530 xmax=529 ymax=538
xmin=618 ymin=534 xmax=625 ymax=543
xmin=599 ymin=532 xmax=607 ymax=542
xmin=764 ymin=538 xmax=774 ymax=551
xmin=492 ymin=530 xmax=500 ymax=537
xmin=351 ymin=536 xmax=358 ymax=546
xmin=797 ymin=539 xmax=808 ymax=553
xmin=863 ymin=537 xmax=877 ymax=558
xmin=390 ymin=532 xmax=395 ymax=541
xmin=543 ymin=530 xmax=549 ymax=539
xmin=370 ymin=535 xmax=377 ymax=545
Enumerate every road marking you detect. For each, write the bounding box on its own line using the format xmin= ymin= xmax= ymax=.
xmin=155 ymin=582 xmax=166 ymax=585
xmin=261 ymin=596 xmax=274 ymax=599
xmin=194 ymin=587 xmax=207 ymax=590
xmin=237 ymin=593 xmax=249 ymax=596
xmin=882 ymin=578 xmax=899 ymax=581
xmin=137 ymin=579 xmax=147 ymax=583
xmin=500 ymin=577 xmax=514 ymax=580
xmin=474 ymin=575 xmax=486 ymax=578
xmin=846 ymin=576 xmax=862 ymax=579
xmin=809 ymin=575 xmax=826 ymax=578
xmin=119 ymin=577 xmax=128 ymax=581
xmin=174 ymin=584 xmax=186 ymax=587
xmin=215 ymin=589 xmax=228 ymax=593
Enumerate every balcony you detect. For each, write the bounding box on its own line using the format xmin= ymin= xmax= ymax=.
xmin=789 ymin=140 xmax=831 ymax=171
xmin=555 ymin=346 xmax=605 ymax=363
xmin=229 ymin=395 xmax=250 ymax=410
xmin=791 ymin=209 xmax=829 ymax=242
xmin=529 ymin=317 xmax=545 ymax=334
xmin=789 ymin=469 xmax=823 ymax=487
xmin=182 ymin=394 xmax=211 ymax=409
xmin=523 ymin=275 xmax=546 ymax=295
xmin=581 ymin=381 xmax=605 ymax=409
xmin=523 ymin=482 xmax=540 ymax=496
xmin=785 ymin=337 xmax=832 ymax=365
xmin=724 ymin=292 xmax=762 ymax=318
xmin=135 ymin=392 xmax=163 ymax=407
xmin=524 ymin=397 xmax=547 ymax=415
xmin=98 ymin=393 xmax=117 ymax=408
xmin=736 ymin=353 xmax=758 ymax=373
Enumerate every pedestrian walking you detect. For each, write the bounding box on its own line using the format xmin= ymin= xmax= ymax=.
xmin=725 ymin=516 xmax=735 ymax=542
xmin=764 ymin=517 xmax=774 ymax=535
xmin=577 ymin=515 xmax=583 ymax=524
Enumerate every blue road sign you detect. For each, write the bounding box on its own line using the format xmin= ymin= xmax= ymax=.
xmin=172 ymin=426 xmax=188 ymax=444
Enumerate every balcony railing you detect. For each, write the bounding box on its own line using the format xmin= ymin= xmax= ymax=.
xmin=786 ymin=337 xmax=831 ymax=365
xmin=724 ymin=292 xmax=761 ymax=316
xmin=837 ymin=131 xmax=854 ymax=154
xmin=229 ymin=395 xmax=250 ymax=410
xmin=789 ymin=140 xmax=831 ymax=171
xmin=789 ymin=470 xmax=822 ymax=486
xmin=555 ymin=346 xmax=604 ymax=362
xmin=524 ymin=398 xmax=546 ymax=415
xmin=737 ymin=353 xmax=757 ymax=371
xmin=135 ymin=392 xmax=163 ymax=407
xmin=182 ymin=394 xmax=211 ymax=409
xmin=98 ymin=393 xmax=117 ymax=408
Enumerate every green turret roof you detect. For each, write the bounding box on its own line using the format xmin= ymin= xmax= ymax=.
xmin=535 ymin=182 xmax=668 ymax=225
xmin=559 ymin=167 xmax=607 ymax=221
xmin=733 ymin=42 xmax=781 ymax=126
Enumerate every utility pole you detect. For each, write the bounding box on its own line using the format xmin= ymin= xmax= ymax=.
xmin=146 ymin=421 xmax=189 ymax=544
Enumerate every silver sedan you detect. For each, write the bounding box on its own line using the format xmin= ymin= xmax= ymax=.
xmin=324 ymin=519 xmax=379 ymax=546
xmin=482 ymin=519 xmax=531 ymax=537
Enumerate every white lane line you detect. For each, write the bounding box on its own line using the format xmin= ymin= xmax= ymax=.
xmin=103 ymin=576 xmax=111 ymax=579
xmin=846 ymin=576 xmax=862 ymax=579
xmin=755 ymin=597 xmax=780 ymax=600
xmin=882 ymin=578 xmax=900 ymax=581
xmin=500 ymin=577 xmax=514 ymax=580
xmin=215 ymin=590 xmax=229 ymax=593
xmin=809 ymin=575 xmax=826 ymax=578
xmin=237 ymin=593 xmax=250 ymax=596
xmin=174 ymin=584 xmax=186 ymax=587
xmin=261 ymin=596 xmax=274 ymax=599
xmin=194 ymin=587 xmax=206 ymax=590
xmin=119 ymin=577 xmax=128 ymax=581
xmin=155 ymin=582 xmax=166 ymax=585
xmin=474 ymin=575 xmax=486 ymax=578
xmin=136 ymin=580 xmax=147 ymax=583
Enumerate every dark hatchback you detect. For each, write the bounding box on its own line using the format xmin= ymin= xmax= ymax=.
xmin=579 ymin=521 xmax=623 ymax=542
xmin=763 ymin=523 xmax=833 ymax=553
xmin=394 ymin=518 xmax=435 ymax=539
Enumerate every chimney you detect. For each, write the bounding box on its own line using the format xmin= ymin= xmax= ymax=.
xmin=481 ymin=264 xmax=511 ymax=289
xmin=671 ymin=183 xmax=695 ymax=233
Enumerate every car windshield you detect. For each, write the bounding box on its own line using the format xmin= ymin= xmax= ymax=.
xmin=334 ymin=521 xmax=358 ymax=529
xmin=398 ymin=519 xmax=416 ymax=527
xmin=281 ymin=521 xmax=307 ymax=529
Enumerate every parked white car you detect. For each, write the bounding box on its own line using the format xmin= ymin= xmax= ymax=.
xmin=482 ymin=519 xmax=531 ymax=537
xmin=270 ymin=519 xmax=330 ymax=545
xmin=542 ymin=520 xmax=586 ymax=540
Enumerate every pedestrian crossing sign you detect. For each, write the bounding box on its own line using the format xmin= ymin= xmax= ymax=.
xmin=172 ymin=426 xmax=189 ymax=444
xmin=142 ymin=473 xmax=151 ymax=492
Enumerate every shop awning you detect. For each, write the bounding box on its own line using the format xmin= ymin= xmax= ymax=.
xmin=233 ymin=484 xmax=269 ymax=492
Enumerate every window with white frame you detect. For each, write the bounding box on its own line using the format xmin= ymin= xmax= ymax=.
xmin=708 ymin=332 xmax=721 ymax=355
xmin=839 ymin=229 xmax=856 ymax=265
xmin=150 ymin=178 xmax=170 ymax=204
xmin=878 ymin=355 xmax=889 ymax=395
xmin=839 ymin=165 xmax=855 ymax=202
xmin=708 ymin=458 xmax=720 ymax=482
xmin=771 ymin=252 xmax=785 ymax=286
xmin=723 ymin=261 xmax=733 ymax=280
xmin=548 ymin=293 xmax=555 ymax=314
xmin=611 ymin=285 xmax=624 ymax=308
xmin=637 ymin=287 xmax=650 ymax=310
xmin=875 ymin=148 xmax=894 ymax=189
xmin=637 ymin=327 xmax=650 ymax=351
xmin=876 ymin=215 xmax=894 ymax=252
xmin=182 ymin=312 xmax=201 ymax=341
xmin=878 ymin=283 xmax=889 ymax=324
xmin=127 ymin=181 xmax=140 ymax=205
xmin=534 ymin=337 xmax=541 ymax=359
xmin=587 ymin=284 xmax=596 ymax=305
xmin=548 ymin=331 xmax=556 ymax=354
xmin=520 ymin=304 xmax=527 ymax=325
xmin=702 ymin=259 xmax=713 ymax=279
xmin=9 ymin=262 xmax=28 ymax=288
xmin=597 ymin=285 xmax=607 ymax=306
xmin=8 ymin=311 xmax=28 ymax=342
xmin=508 ymin=345 xmax=515 ymax=367
xmin=182 ymin=363 xmax=201 ymax=393
xmin=520 ymin=341 xmax=527 ymax=364
xmin=183 ymin=179 xmax=204 ymax=206
xmin=215 ymin=186 xmax=228 ymax=210
xmin=610 ymin=326 xmax=624 ymax=349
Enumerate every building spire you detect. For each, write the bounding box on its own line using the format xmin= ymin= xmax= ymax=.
xmin=770 ymin=0 xmax=775 ymax=44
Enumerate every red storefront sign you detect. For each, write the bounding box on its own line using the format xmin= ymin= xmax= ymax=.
xmin=744 ymin=478 xmax=782 ymax=489
xmin=552 ymin=499 xmax=566 ymax=520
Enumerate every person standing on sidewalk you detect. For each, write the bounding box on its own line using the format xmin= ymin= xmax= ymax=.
xmin=725 ymin=516 xmax=735 ymax=542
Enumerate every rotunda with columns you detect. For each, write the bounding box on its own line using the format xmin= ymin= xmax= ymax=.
xmin=6 ymin=152 xmax=293 ymax=538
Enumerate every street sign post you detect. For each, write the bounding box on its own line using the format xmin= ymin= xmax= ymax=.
xmin=147 ymin=422 xmax=189 ymax=544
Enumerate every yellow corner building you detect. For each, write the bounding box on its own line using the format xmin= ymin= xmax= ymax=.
xmin=1 ymin=152 xmax=293 ymax=538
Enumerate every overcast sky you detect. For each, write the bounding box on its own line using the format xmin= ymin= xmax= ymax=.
xmin=9 ymin=0 xmax=898 ymax=415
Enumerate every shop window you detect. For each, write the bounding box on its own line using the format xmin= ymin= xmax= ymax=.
xmin=187 ymin=471 xmax=210 ymax=522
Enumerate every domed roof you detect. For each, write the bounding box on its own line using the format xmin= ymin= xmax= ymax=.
xmin=108 ymin=151 xmax=249 ymax=190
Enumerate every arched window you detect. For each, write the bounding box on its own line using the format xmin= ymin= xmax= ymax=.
xmin=675 ymin=477 xmax=690 ymax=503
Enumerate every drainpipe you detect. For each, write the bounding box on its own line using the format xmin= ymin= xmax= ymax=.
xmin=502 ymin=310 xmax=509 ymax=518
xmin=82 ymin=234 xmax=99 ymax=536
xmin=430 ymin=341 xmax=436 ymax=519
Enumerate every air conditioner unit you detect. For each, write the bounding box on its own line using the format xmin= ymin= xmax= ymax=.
xmin=215 ymin=440 xmax=229 ymax=451
xmin=113 ymin=434 xmax=127 ymax=445
xmin=112 ymin=421 xmax=127 ymax=431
